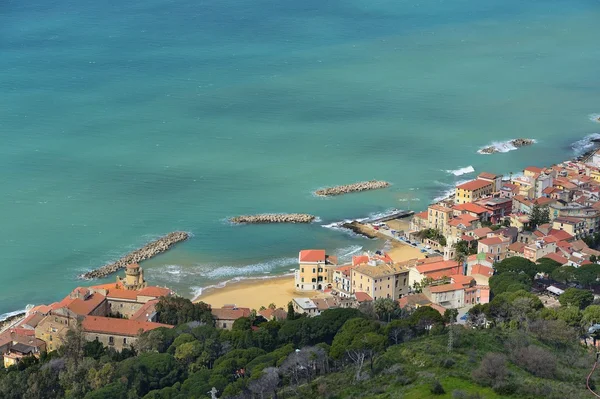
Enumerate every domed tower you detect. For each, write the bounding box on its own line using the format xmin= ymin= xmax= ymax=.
xmin=120 ymin=263 xmax=147 ymax=290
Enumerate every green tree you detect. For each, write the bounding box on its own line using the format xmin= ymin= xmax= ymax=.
xmin=489 ymin=272 xmax=532 ymax=296
xmin=536 ymin=258 xmax=562 ymax=275
xmin=558 ymin=288 xmax=594 ymax=310
xmin=444 ymin=308 xmax=458 ymax=324
xmin=556 ymin=305 xmax=583 ymax=328
xmin=583 ymin=305 xmax=600 ymax=326
xmin=155 ymin=297 xmax=213 ymax=325
xmin=551 ymin=266 xmax=577 ymax=284
xmin=331 ymin=318 xmax=384 ymax=380
xmin=529 ymin=205 xmax=550 ymax=230
xmin=373 ymin=298 xmax=398 ymax=322
xmin=83 ymin=382 xmax=127 ymax=399
xmin=286 ymin=301 xmax=296 ymax=320
xmin=574 ymin=264 xmax=600 ymax=288
xmin=175 ymin=341 xmax=203 ymax=365
xmin=494 ymin=257 xmax=537 ymax=279
xmin=591 ymin=255 xmax=598 ymax=263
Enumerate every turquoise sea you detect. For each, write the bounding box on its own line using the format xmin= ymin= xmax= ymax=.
xmin=1 ymin=0 xmax=600 ymax=316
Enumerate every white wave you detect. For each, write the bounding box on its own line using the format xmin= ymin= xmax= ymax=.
xmin=445 ymin=165 xmax=475 ymax=176
xmin=0 ymin=309 xmax=26 ymax=323
xmin=432 ymin=179 xmax=471 ymax=203
xmin=477 ymin=139 xmax=537 ymax=155
xmin=333 ymin=245 xmax=363 ymax=262
xmin=589 ymin=114 xmax=600 ymax=123
xmin=146 ymin=257 xmax=298 ymax=283
xmin=572 ymin=133 xmax=600 ymax=156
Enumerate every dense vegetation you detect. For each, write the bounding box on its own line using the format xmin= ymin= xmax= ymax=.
xmin=1 ymin=275 xmax=599 ymax=399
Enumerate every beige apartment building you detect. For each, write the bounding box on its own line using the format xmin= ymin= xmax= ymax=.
xmin=455 ymin=179 xmax=494 ymax=205
xmin=351 ymin=257 xmax=412 ymax=300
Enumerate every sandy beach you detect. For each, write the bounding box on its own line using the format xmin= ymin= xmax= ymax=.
xmin=194 ymin=275 xmax=326 ymax=310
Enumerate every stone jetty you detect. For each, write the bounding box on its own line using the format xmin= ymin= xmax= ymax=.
xmin=479 ymin=138 xmax=535 ymax=154
xmin=80 ymin=231 xmax=190 ymax=279
xmin=230 ymin=213 xmax=316 ymax=224
xmin=315 ymin=180 xmax=390 ymax=196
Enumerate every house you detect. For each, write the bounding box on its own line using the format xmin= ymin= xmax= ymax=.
xmin=455 ymin=179 xmax=495 ymax=205
xmin=3 ymin=342 xmax=45 ymax=369
xmin=350 ymin=255 xmax=412 ymax=300
xmin=477 ymin=235 xmax=511 ymax=262
xmin=423 ymin=283 xmax=465 ymax=309
xmin=469 ymin=264 xmax=494 ymax=286
xmin=427 ymin=204 xmax=454 ymax=231
xmin=542 ymin=252 xmax=569 ymax=266
xmin=292 ymin=298 xmax=319 ymax=316
xmin=506 ymin=242 xmax=526 ymax=258
xmin=409 ymin=259 xmax=461 ymax=287
xmin=477 ymin=172 xmax=503 ymax=192
xmin=464 ymin=286 xmax=491 ymax=306
xmin=332 ymin=265 xmax=354 ymax=297
xmin=523 ymin=237 xmax=558 ymax=262
xmin=295 ymin=250 xmax=338 ymax=291
xmin=477 ymin=197 xmax=512 ymax=224
xmin=81 ymin=316 xmax=172 ymax=350
xmin=212 ymin=306 xmax=252 ymax=330
xmin=258 ymin=308 xmax=287 ymax=321
xmin=452 ymin=202 xmax=490 ymax=222
xmin=553 ymin=217 xmax=586 ymax=239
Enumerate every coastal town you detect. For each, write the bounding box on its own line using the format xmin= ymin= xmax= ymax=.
xmin=4 ymin=147 xmax=600 ymax=368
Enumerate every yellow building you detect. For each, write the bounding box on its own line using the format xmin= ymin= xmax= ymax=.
xmin=351 ymin=257 xmax=413 ymax=300
xmin=427 ymin=204 xmax=453 ymax=231
xmin=552 ymin=217 xmax=586 ymax=239
xmin=455 ymin=179 xmax=494 ymax=205
xmin=295 ymin=250 xmax=337 ymax=291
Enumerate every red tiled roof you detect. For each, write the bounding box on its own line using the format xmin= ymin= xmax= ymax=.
xmin=105 ymin=289 xmax=139 ymax=300
xmin=461 ymin=235 xmax=476 ymax=242
xmin=138 ymin=286 xmax=171 ymax=298
xmin=429 ymin=283 xmax=464 ymax=293
xmin=258 ymin=308 xmax=288 ymax=321
xmin=533 ymin=197 xmax=555 ymax=206
xmin=542 ymin=252 xmax=569 ymax=265
xmin=89 ymin=282 xmax=124 ymax=291
xmin=478 ymin=237 xmax=504 ymax=246
xmin=453 ymin=203 xmax=490 ymax=215
xmin=524 ymin=166 xmax=543 ymax=174
xmin=29 ymin=305 xmax=52 ymax=315
xmin=67 ymin=293 xmax=106 ymax=316
xmin=508 ymin=242 xmax=526 ymax=253
xmin=416 ymin=260 xmax=459 ymax=274
xmin=82 ymin=316 xmax=172 ymax=336
xmin=211 ymin=307 xmax=252 ymax=321
xmin=130 ymin=300 xmax=159 ymax=322
xmin=457 ymin=179 xmax=493 ymax=191
xmin=425 ymin=303 xmax=447 ymax=315
xmin=471 ymin=227 xmax=493 ymax=238
xmin=450 ymin=274 xmax=474 ymax=286
xmin=478 ymin=172 xmax=499 ymax=180
xmin=471 ymin=264 xmax=494 ymax=277
xmin=299 ymin=250 xmax=326 ymax=263
xmin=354 ymin=292 xmax=373 ymax=302
xmin=415 ymin=211 xmax=428 ymax=220
xmin=335 ymin=265 xmax=354 ymax=276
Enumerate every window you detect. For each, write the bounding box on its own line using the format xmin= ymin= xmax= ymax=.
xmin=387 ymin=285 xmax=390 ymax=289
xmin=301 ymin=278 xmax=304 ymax=282
xmin=223 ymin=323 xmax=227 ymax=328
xmin=109 ymin=336 xmax=114 ymax=345
xmin=123 ymin=338 xmax=127 ymax=345
xmin=49 ymin=335 xmax=52 ymax=341
xmin=312 ymin=268 xmax=315 ymax=273
xmin=301 ymin=268 xmax=304 ymax=273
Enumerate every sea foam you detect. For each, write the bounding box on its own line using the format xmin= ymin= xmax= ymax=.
xmin=589 ymin=114 xmax=600 ymax=123
xmin=477 ymin=139 xmax=537 ymax=155
xmin=571 ymin=133 xmax=600 ymax=156
xmin=445 ymin=165 xmax=475 ymax=176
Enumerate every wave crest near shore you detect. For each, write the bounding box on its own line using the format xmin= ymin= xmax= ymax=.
xmin=445 ymin=165 xmax=475 ymax=176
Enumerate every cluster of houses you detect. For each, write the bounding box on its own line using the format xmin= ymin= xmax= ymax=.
xmin=292 ymin=154 xmax=600 ymax=317
xmin=0 ymin=264 xmax=287 ymax=367
xmin=293 ymin=248 xmax=492 ymax=316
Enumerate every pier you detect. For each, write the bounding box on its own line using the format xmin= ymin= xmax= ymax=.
xmin=80 ymin=231 xmax=190 ymax=279
xmin=366 ymin=209 xmax=414 ymax=224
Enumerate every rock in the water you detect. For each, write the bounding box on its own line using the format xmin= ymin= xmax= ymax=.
xmin=80 ymin=231 xmax=190 ymax=279
xmin=315 ymin=180 xmax=390 ymax=196
xmin=230 ymin=213 xmax=316 ymax=224
xmin=510 ymin=138 xmax=535 ymax=148
xmin=479 ymin=146 xmax=499 ymax=154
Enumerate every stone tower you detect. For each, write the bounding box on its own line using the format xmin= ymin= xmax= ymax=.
xmin=119 ymin=263 xmax=147 ymax=290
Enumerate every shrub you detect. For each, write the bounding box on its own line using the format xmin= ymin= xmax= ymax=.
xmin=511 ymin=345 xmax=557 ymax=378
xmin=430 ymin=380 xmax=445 ymax=395
xmin=452 ymin=391 xmax=483 ymax=399
xmin=440 ymin=358 xmax=455 ymax=368
xmin=492 ymin=380 xmax=517 ymax=395
xmin=472 ymin=353 xmax=508 ymax=387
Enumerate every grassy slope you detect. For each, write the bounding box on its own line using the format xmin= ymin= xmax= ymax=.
xmin=288 ymin=328 xmax=595 ymax=399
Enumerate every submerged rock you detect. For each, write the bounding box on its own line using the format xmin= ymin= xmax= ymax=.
xmin=510 ymin=138 xmax=535 ymax=147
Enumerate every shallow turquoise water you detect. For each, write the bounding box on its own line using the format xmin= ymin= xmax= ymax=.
xmin=1 ymin=0 xmax=600 ymax=315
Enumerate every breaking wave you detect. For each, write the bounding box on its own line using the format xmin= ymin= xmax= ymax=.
xmin=445 ymin=165 xmax=475 ymax=176
xmin=571 ymin=133 xmax=600 ymax=156
xmin=432 ymin=179 xmax=471 ymax=203
xmin=477 ymin=139 xmax=537 ymax=155
xmin=589 ymin=114 xmax=600 ymax=123
xmin=0 ymin=309 xmax=26 ymax=323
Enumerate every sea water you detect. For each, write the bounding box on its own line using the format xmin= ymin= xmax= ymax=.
xmin=1 ymin=0 xmax=600 ymax=315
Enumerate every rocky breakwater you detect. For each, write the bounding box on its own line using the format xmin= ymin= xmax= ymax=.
xmin=230 ymin=214 xmax=316 ymax=224
xmin=341 ymin=221 xmax=379 ymax=239
xmin=479 ymin=138 xmax=535 ymax=154
xmin=80 ymin=231 xmax=190 ymax=279
xmin=315 ymin=180 xmax=390 ymax=196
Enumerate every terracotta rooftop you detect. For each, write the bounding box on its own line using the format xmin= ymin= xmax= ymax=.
xmin=426 ymin=303 xmax=447 ymax=315
xmin=130 ymin=299 xmax=159 ymax=322
xmin=415 ymin=211 xmax=428 ymax=220
xmin=524 ymin=166 xmax=544 ymax=174
xmin=67 ymin=293 xmax=106 ymax=316
xmin=508 ymin=242 xmax=526 ymax=253
xmin=456 ymin=179 xmax=493 ymax=191
xmin=542 ymin=252 xmax=569 ymax=265
xmin=478 ymin=236 xmax=505 ymax=246
xmin=429 ymin=204 xmax=452 ymax=212
xmin=335 ymin=265 xmax=354 ymax=276
xmin=258 ymin=308 xmax=288 ymax=321
xmin=299 ymin=249 xmax=326 ymax=263
xmin=429 ymin=282 xmax=464 ymax=293
xmin=82 ymin=316 xmax=172 ymax=337
xmin=398 ymin=293 xmax=430 ymax=309
xmin=211 ymin=307 xmax=252 ymax=321
xmin=354 ymin=292 xmax=373 ymax=302
xmin=478 ymin=172 xmax=499 ymax=180
xmin=415 ymin=260 xmax=459 ymax=274
xmin=471 ymin=264 xmax=494 ymax=278
xmin=138 ymin=286 xmax=171 ymax=298
xmin=450 ymin=274 xmax=474 ymax=286
xmin=453 ymin=202 xmax=490 ymax=215
xmin=471 ymin=227 xmax=493 ymax=238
